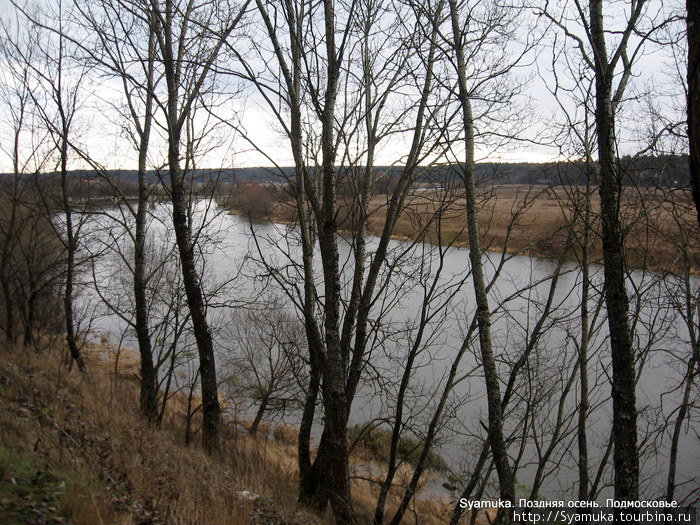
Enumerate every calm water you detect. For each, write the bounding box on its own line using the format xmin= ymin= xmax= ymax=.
xmin=80 ymin=201 xmax=699 ymax=504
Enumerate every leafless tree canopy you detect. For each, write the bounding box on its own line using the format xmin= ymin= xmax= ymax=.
xmin=0 ymin=0 xmax=697 ymax=523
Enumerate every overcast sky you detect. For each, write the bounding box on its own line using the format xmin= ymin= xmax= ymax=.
xmin=0 ymin=0 xmax=686 ymax=171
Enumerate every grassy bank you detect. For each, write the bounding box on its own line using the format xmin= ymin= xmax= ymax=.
xmin=229 ymin=184 xmax=699 ymax=275
xmin=0 ymin=343 xmax=319 ymax=524
xmin=0 ymin=344 xmax=457 ymax=524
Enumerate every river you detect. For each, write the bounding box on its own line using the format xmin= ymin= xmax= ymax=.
xmin=80 ymin=200 xmax=699 ymax=505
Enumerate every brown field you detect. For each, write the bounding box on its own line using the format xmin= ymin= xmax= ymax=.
xmin=246 ymin=184 xmax=699 ymax=275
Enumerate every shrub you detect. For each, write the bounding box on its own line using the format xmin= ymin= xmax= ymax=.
xmin=348 ymin=423 xmax=448 ymax=472
xmin=231 ymin=183 xmax=276 ymax=219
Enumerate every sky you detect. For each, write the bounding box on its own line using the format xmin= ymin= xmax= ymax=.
xmin=0 ymin=0 xmax=686 ymax=172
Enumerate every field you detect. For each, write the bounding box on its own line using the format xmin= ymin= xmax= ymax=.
xmin=250 ymin=184 xmax=699 ymax=275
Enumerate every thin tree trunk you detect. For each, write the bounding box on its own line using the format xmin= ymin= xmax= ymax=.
xmin=590 ymin=0 xmax=639 ymax=500
xmin=298 ymin=353 xmax=330 ymax=511
xmin=667 ymin=264 xmax=699 ymax=501
xmin=234 ymin=0 xmax=330 ymax=493
xmin=449 ymin=0 xmax=514 ymax=518
xmin=0 ymin=177 xmax=19 ymax=342
xmin=134 ymin=28 xmax=157 ymax=422
xmin=167 ymin=149 xmax=221 ymax=454
xmin=249 ymin=396 xmax=268 ymax=435
xmin=666 ymin=356 xmax=696 ymax=501
xmin=578 ymin=176 xmax=592 ymax=500
xmin=184 ymin=374 xmax=198 ymax=446
xmin=60 ymin=123 xmax=85 ymax=373
xmin=300 ymin=429 xmax=332 ymax=511
xmin=23 ymin=293 xmax=36 ymax=347
xmin=157 ymin=0 xmax=222 ymax=454
xmin=688 ymin=0 xmax=700 ymax=227
xmin=450 ymin=444 xmax=490 ymax=525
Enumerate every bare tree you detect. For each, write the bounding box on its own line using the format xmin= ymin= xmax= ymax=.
xmin=538 ymin=0 xmax=680 ymax=501
xmin=442 ymin=0 xmax=536 ymax=519
xmin=221 ymin=301 xmax=307 ymax=435
xmin=12 ymin=0 xmax=93 ymax=372
xmin=242 ymin=0 xmax=457 ymax=519
xmin=0 ymin=17 xmax=48 ymax=343
xmin=145 ymin=0 xmax=249 ymax=453
xmin=688 ymin=0 xmax=700 ymax=226
xmin=649 ymin=183 xmax=699 ymax=503
xmin=0 ymin=34 xmax=65 ymax=346
xmin=62 ymin=0 xmax=164 ymax=419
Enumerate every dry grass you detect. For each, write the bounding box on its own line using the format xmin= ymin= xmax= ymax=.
xmin=242 ymin=420 xmax=271 ymax=436
xmin=263 ymin=185 xmax=699 ymax=275
xmin=0 ymin=343 xmax=457 ymax=524
xmin=0 ymin=344 xmax=318 ymax=524
xmin=272 ymin=424 xmax=298 ymax=446
xmin=372 ymin=185 xmax=699 ymax=273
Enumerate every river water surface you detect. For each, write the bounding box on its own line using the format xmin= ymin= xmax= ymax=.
xmin=81 ymin=201 xmax=699 ymax=505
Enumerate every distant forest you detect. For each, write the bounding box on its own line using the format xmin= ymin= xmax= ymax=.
xmin=9 ymin=154 xmax=689 ymax=195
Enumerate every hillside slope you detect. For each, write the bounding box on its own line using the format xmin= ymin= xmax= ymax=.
xmin=0 ymin=344 xmax=320 ymax=525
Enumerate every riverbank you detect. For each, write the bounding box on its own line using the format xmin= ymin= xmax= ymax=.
xmin=0 ymin=342 xmax=457 ymax=524
xmin=228 ymin=184 xmax=699 ymax=275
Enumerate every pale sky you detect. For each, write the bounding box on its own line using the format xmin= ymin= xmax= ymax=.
xmin=0 ymin=0 xmax=685 ymax=172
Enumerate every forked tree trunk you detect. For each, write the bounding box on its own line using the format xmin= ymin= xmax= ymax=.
xmin=298 ymin=356 xmax=330 ymax=511
xmin=306 ymin=0 xmax=355 ymax=520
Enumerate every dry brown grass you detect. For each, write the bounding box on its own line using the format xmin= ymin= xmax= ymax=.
xmin=242 ymin=419 xmax=271 ymax=436
xmin=0 ymin=344 xmax=318 ymax=524
xmin=372 ymin=185 xmax=699 ymax=273
xmin=0 ymin=343 xmax=457 ymax=524
xmin=272 ymin=424 xmax=298 ymax=446
xmin=260 ymin=185 xmax=699 ymax=275
xmin=348 ymin=459 xmax=454 ymax=524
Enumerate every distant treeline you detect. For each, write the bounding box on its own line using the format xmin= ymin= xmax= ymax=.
xmin=2 ymin=154 xmax=689 ymax=196
xmin=416 ymin=154 xmax=690 ymax=186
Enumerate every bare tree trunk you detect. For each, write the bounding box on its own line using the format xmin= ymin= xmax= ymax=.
xmin=308 ymin=1 xmax=355 ymax=520
xmin=249 ymin=395 xmax=268 ymax=435
xmin=23 ymin=292 xmax=36 ymax=347
xmin=134 ymin=28 xmax=157 ymax=422
xmin=299 ymin=428 xmax=332 ymax=511
xmin=184 ymin=372 xmax=199 ymax=446
xmin=688 ymin=0 xmax=700 ymax=227
xmin=298 ymin=355 xmax=330 ymax=511
xmin=589 ymin=0 xmax=639 ymax=500
xmin=450 ymin=445 xmax=490 ymax=525
xmin=0 ymin=175 xmax=19 ymax=343
xmin=666 ymin=253 xmax=699 ymax=501
xmin=666 ymin=356 xmax=696 ymax=501
xmin=166 ymin=141 xmax=221 ymax=453
xmin=578 ymin=175 xmax=592 ymax=500
xmin=256 ymin=0 xmax=332 ymax=503
xmin=448 ymin=0 xmax=514 ymax=517
xmin=60 ymin=114 xmax=86 ymax=373
xmin=150 ymin=0 xmax=248 ymax=454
